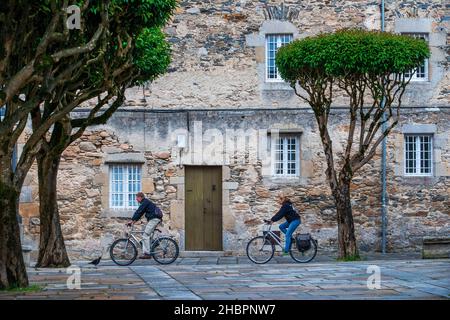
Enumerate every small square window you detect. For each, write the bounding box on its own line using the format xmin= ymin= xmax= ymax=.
xmin=265 ymin=34 xmax=293 ymax=82
xmin=404 ymin=135 xmax=433 ymax=176
xmin=109 ymin=164 xmax=142 ymax=209
xmin=271 ymin=134 xmax=300 ymax=177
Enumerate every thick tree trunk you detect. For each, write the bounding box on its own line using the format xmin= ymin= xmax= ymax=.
xmin=316 ymin=120 xmax=359 ymax=260
xmin=35 ymin=153 xmax=70 ymax=268
xmin=0 ymin=179 xmax=28 ymax=289
xmin=334 ymin=180 xmax=359 ymax=259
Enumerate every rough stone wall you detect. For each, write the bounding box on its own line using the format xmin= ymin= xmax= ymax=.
xmin=122 ymin=0 xmax=449 ymax=109
xmin=18 ymin=0 xmax=450 ymax=259
xmin=21 ymin=129 xmax=185 ymax=259
xmin=20 ymin=108 xmax=450 ymax=259
xmin=386 ymin=112 xmax=450 ymax=250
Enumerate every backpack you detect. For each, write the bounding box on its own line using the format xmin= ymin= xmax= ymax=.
xmin=154 ymin=207 xmax=163 ymax=219
xmin=296 ymin=233 xmax=312 ymax=252
xmin=292 ymin=204 xmax=301 ymax=224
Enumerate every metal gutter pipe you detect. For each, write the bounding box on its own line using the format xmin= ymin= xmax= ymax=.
xmin=380 ymin=0 xmax=387 ymax=254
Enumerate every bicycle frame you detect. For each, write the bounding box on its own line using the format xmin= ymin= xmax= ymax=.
xmin=246 ymin=222 xmax=318 ymax=264
xmin=262 ymin=224 xmax=284 ymax=249
xmin=124 ymin=225 xmax=156 ymax=250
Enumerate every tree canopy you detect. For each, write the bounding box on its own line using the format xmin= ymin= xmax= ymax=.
xmin=0 ymin=0 xmax=176 ymax=288
xmin=276 ymin=29 xmax=430 ymax=82
xmin=274 ymin=29 xmax=431 ymax=259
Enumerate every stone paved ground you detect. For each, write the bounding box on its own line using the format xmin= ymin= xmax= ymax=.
xmin=0 ymin=257 xmax=449 ymax=300
xmin=89 ymin=251 xmax=424 ymax=266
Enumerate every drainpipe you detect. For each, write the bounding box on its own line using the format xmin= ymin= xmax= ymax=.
xmin=380 ymin=0 xmax=387 ymax=254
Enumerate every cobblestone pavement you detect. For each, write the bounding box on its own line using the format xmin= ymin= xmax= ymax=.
xmin=0 ymin=258 xmax=448 ymax=300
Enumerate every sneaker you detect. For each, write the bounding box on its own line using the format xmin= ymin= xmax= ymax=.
xmin=139 ymin=254 xmax=152 ymax=259
xmin=282 ymin=251 xmax=289 ymax=256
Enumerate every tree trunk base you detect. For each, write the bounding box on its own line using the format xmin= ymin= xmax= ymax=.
xmin=0 ymin=182 xmax=29 ymax=289
xmin=335 ymin=182 xmax=359 ymax=260
xmin=36 ymin=153 xmax=71 ymax=268
xmin=36 ymin=231 xmax=71 ymax=268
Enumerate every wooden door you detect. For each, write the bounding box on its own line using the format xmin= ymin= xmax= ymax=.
xmin=185 ymin=166 xmax=222 ymax=251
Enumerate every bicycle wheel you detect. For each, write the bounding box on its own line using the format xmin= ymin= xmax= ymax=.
xmin=246 ymin=236 xmax=275 ymax=264
xmin=110 ymin=238 xmax=138 ymax=266
xmin=289 ymin=238 xmax=317 ymax=263
xmin=151 ymin=237 xmax=179 ymax=265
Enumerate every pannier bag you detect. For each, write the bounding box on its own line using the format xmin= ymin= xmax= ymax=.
xmin=296 ymin=233 xmax=312 ymax=251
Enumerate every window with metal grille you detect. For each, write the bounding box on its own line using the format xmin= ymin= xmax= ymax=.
xmin=109 ymin=164 xmax=142 ymax=209
xmin=272 ymin=135 xmax=300 ymax=177
xmin=266 ymin=34 xmax=293 ymax=81
xmin=404 ymin=135 xmax=433 ymax=176
xmin=402 ymin=33 xmax=429 ymax=81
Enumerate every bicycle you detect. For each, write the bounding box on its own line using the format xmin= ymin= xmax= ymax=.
xmin=109 ymin=221 xmax=179 ymax=266
xmin=246 ymin=219 xmax=318 ymax=264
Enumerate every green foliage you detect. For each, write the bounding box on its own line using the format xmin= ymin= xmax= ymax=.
xmin=133 ymin=27 xmax=171 ymax=84
xmin=276 ymin=29 xmax=430 ymax=81
xmin=2 ymin=284 xmax=44 ymax=293
xmin=91 ymin=0 xmax=178 ymax=34
xmin=117 ymin=0 xmax=177 ymax=27
xmin=70 ymin=1 xmax=175 ymax=87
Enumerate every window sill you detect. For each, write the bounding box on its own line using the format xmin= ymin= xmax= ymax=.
xmin=262 ymin=81 xmax=292 ymax=91
xmin=265 ymin=79 xmax=285 ymax=83
xmin=266 ymin=176 xmax=302 ymax=184
xmin=398 ymin=175 xmax=438 ymax=186
xmin=101 ymin=209 xmax=135 ymax=218
xmin=408 ymin=79 xmax=430 ymax=84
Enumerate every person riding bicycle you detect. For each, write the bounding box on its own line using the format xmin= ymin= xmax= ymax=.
xmin=127 ymin=192 xmax=161 ymax=259
xmin=268 ymin=192 xmax=301 ymax=255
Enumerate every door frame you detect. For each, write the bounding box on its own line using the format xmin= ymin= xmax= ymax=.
xmin=184 ymin=165 xmax=223 ymax=251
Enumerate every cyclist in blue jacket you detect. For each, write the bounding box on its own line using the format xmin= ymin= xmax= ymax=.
xmin=269 ymin=192 xmax=301 ymax=255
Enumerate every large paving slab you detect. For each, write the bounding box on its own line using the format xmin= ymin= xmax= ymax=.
xmin=0 ymin=259 xmax=448 ymax=300
xmin=155 ymin=259 xmax=450 ymax=300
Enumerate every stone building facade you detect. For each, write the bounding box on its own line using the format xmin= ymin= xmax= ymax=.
xmin=18 ymin=0 xmax=449 ymax=259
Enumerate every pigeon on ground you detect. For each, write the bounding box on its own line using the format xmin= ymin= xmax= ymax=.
xmin=89 ymin=256 xmax=102 ymax=267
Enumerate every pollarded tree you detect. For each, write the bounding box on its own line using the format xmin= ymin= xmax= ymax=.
xmin=0 ymin=0 xmax=175 ymax=288
xmin=0 ymin=0 xmax=111 ymax=289
xmin=35 ymin=27 xmax=172 ymax=268
xmin=276 ymin=30 xmax=429 ymax=259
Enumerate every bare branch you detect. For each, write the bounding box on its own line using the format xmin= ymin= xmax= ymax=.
xmin=352 ymin=119 xmax=398 ymax=172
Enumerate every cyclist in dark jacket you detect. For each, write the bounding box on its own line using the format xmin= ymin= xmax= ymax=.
xmin=128 ymin=192 xmax=161 ymax=259
xmin=269 ymin=193 xmax=301 ymax=254
xmin=131 ymin=196 xmax=158 ymax=221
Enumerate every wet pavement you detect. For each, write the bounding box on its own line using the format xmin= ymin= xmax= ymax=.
xmin=0 ymin=256 xmax=448 ymax=300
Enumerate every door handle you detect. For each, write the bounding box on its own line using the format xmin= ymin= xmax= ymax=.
xmin=212 ymin=184 xmax=216 ymax=191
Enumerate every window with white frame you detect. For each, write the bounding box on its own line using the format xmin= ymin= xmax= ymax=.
xmin=402 ymin=33 xmax=429 ymax=81
xmin=266 ymin=34 xmax=293 ymax=81
xmin=271 ymin=135 xmax=300 ymax=177
xmin=404 ymin=135 xmax=433 ymax=176
xmin=109 ymin=164 xmax=142 ymax=209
